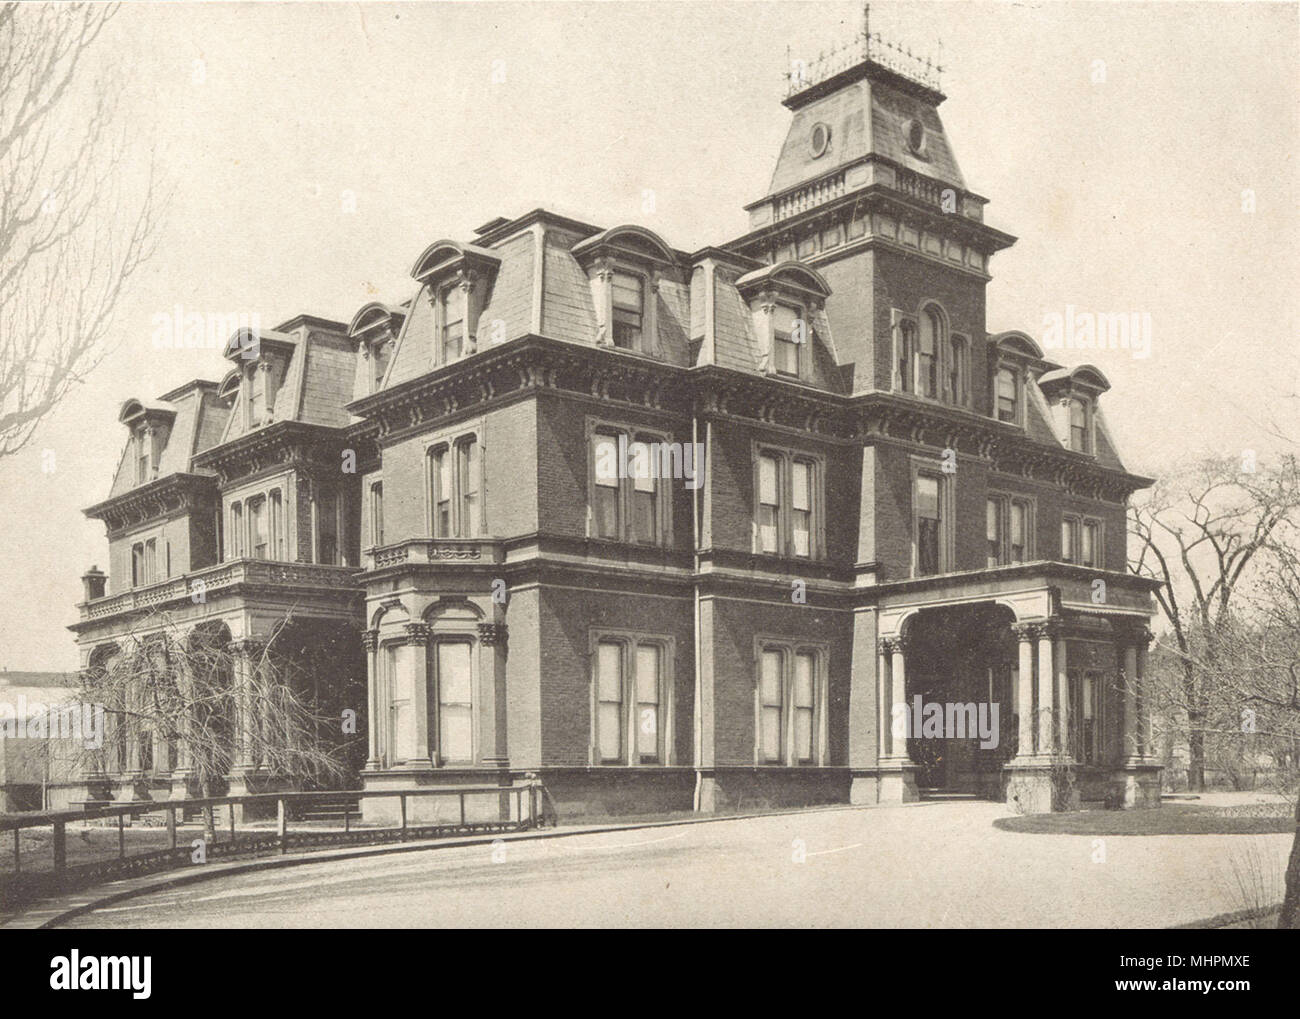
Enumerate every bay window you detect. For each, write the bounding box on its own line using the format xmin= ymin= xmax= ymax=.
xmin=432 ymin=639 xmax=473 ymax=764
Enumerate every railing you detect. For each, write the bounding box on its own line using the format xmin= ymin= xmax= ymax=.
xmin=773 ymin=171 xmax=847 ymax=223
xmin=0 ymin=780 xmax=554 ymax=913
xmin=365 ymin=538 xmax=504 ymax=571
xmin=894 ymin=166 xmax=945 ymax=208
xmin=78 ymin=559 xmax=362 ymax=621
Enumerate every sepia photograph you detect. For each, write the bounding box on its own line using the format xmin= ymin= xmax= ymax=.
xmin=0 ymin=0 xmax=1297 ymax=980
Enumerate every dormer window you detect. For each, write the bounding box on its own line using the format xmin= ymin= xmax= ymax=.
xmin=996 ymin=367 xmax=1019 ymax=423
xmin=372 ymin=338 xmax=392 ymax=391
xmin=1036 ymin=363 xmax=1110 ymax=454
xmin=249 ymin=364 xmax=267 ymax=426
xmin=573 ymin=226 xmax=680 ymax=359
xmin=989 ymin=332 xmax=1046 ymax=427
xmin=772 ymin=305 xmax=802 ymax=377
xmin=135 ymin=429 xmax=152 ymax=484
xmin=611 ymin=272 xmax=644 ymax=350
xmin=409 ymin=240 xmax=501 ymax=367
xmin=1069 ymin=398 xmax=1089 ymax=453
xmin=440 ymin=285 xmax=465 ymax=364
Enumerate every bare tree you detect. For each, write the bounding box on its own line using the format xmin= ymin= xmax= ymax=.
xmin=1129 ymin=453 xmax=1300 ymax=790
xmin=0 ymin=3 xmax=162 ymax=457
xmin=74 ymin=610 xmax=365 ymax=840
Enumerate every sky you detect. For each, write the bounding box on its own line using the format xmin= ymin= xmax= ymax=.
xmin=0 ymin=0 xmax=1296 ymax=671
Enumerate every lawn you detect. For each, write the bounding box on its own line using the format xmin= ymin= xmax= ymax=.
xmin=995 ymin=802 xmax=1295 ymax=835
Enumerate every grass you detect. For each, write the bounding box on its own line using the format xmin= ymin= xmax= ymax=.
xmin=995 ymin=803 xmax=1294 ymax=836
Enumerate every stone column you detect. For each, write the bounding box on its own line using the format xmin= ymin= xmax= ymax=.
xmin=227 ymin=639 xmax=263 ymax=772
xmin=1123 ymin=642 xmax=1139 ymax=760
xmin=169 ymin=653 xmax=196 ymax=800
xmin=1036 ymin=622 xmax=1056 ymax=756
xmin=875 ymin=635 xmax=917 ymax=802
xmin=478 ymin=619 xmax=510 ymax=770
xmin=1114 ymin=622 xmax=1160 ymax=809
xmin=877 ymin=640 xmax=892 ymax=758
xmin=404 ymin=623 xmax=432 ymax=764
xmin=1137 ymin=629 xmax=1153 ymax=756
xmin=1012 ymin=623 xmax=1036 ymax=756
xmin=362 ymin=629 xmax=380 ymax=768
xmin=1054 ymin=627 xmax=1070 ymax=757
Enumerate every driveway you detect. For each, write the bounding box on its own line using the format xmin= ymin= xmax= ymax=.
xmin=58 ymin=801 xmax=1293 ymax=928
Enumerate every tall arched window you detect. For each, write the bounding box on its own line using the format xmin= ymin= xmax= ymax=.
xmin=949 ymin=335 xmax=967 ymax=405
xmin=917 ymin=307 xmax=940 ymax=398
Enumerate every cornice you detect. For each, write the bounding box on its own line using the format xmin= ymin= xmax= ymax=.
xmin=83 ymin=473 xmax=216 ymax=535
xmin=191 ymin=420 xmax=352 ymax=485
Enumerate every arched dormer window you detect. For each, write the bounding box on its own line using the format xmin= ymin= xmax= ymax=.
xmin=409 ymin=241 xmax=500 ymax=369
xmin=1038 ymin=364 xmax=1109 ymax=454
xmin=221 ymin=327 xmax=293 ymax=430
xmin=989 ymin=331 xmax=1046 ymax=427
xmin=572 ymin=225 xmax=680 ymax=358
xmin=735 ymin=261 xmax=832 ymax=382
xmin=348 ymin=303 xmax=407 ymax=394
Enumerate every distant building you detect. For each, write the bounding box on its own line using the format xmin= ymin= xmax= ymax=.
xmin=65 ymin=26 xmax=1159 ymax=818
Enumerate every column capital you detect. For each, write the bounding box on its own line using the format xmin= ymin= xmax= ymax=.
xmin=361 ymin=628 xmax=379 ymax=652
xmin=877 ymin=634 xmax=908 ymax=656
xmin=404 ymin=622 xmax=432 ymax=646
xmin=1012 ymin=619 xmax=1059 ymax=642
xmin=478 ymin=623 xmax=508 ymax=647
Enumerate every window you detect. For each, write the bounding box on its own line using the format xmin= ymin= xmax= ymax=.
xmin=593 ymin=636 xmax=670 ymax=765
xmin=230 ymin=502 xmax=244 ymax=558
xmin=755 ymin=642 xmax=825 ymax=765
xmin=131 ymin=543 xmax=145 ymax=587
xmin=986 ymin=498 xmax=1002 ymax=567
xmin=898 ymin=321 xmax=915 ymax=393
xmin=269 ymin=490 xmax=283 ymax=560
xmin=372 ymin=340 xmax=392 ymax=391
xmin=759 ymin=649 xmax=784 ymax=762
xmin=611 ymin=272 xmax=643 ymax=350
xmin=249 ymin=497 xmax=267 ymax=558
xmin=441 ymin=288 xmax=463 ymax=364
xmin=1069 ymin=398 xmax=1090 ymax=453
xmin=432 ymin=449 xmax=452 ymax=537
xmin=996 ymin=367 xmax=1018 ymax=423
xmin=385 ymin=643 xmax=414 ymax=764
xmin=588 ymin=425 xmax=671 ymax=546
xmin=635 ymin=644 xmax=662 ymax=762
xmin=757 ymin=453 xmax=780 ymax=554
xmin=1009 ymin=500 xmax=1027 ymax=563
xmin=987 ymin=495 xmax=1034 ymax=566
xmin=949 ymin=335 xmax=967 ymax=405
xmin=915 ymin=474 xmax=941 ymax=576
xmin=1081 ymin=519 xmax=1101 ymax=568
xmin=629 ymin=440 xmax=656 ymax=544
xmin=772 ymin=305 xmax=801 ymax=377
xmin=596 ymin=641 xmax=623 ymax=762
xmin=1061 ymin=517 xmax=1079 ymax=564
xmin=432 ymin=640 xmax=473 ymax=763
xmin=136 ymin=431 xmax=151 ymax=485
xmin=428 ymin=432 xmax=482 ymax=539
xmin=753 ymin=448 xmax=822 ymax=559
xmin=457 ymin=438 xmax=479 ymax=539
xmin=917 ymin=308 xmax=939 ymax=398
xmin=370 ymin=482 xmax=384 ymax=546
xmin=318 ymin=489 xmax=338 ymax=564
xmin=249 ymin=366 xmax=266 ymax=426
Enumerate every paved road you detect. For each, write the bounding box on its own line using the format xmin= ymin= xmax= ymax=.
xmin=61 ymin=802 xmax=1293 ymax=928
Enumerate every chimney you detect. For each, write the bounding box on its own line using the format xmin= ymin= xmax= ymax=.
xmin=82 ymin=565 xmax=107 ymax=602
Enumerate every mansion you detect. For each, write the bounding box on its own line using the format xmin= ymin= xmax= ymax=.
xmin=64 ymin=35 xmax=1160 ymax=819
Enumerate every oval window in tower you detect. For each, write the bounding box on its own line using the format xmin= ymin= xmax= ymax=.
xmin=904 ymin=118 xmax=927 ymax=156
xmin=809 ymin=122 xmax=832 ymax=158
